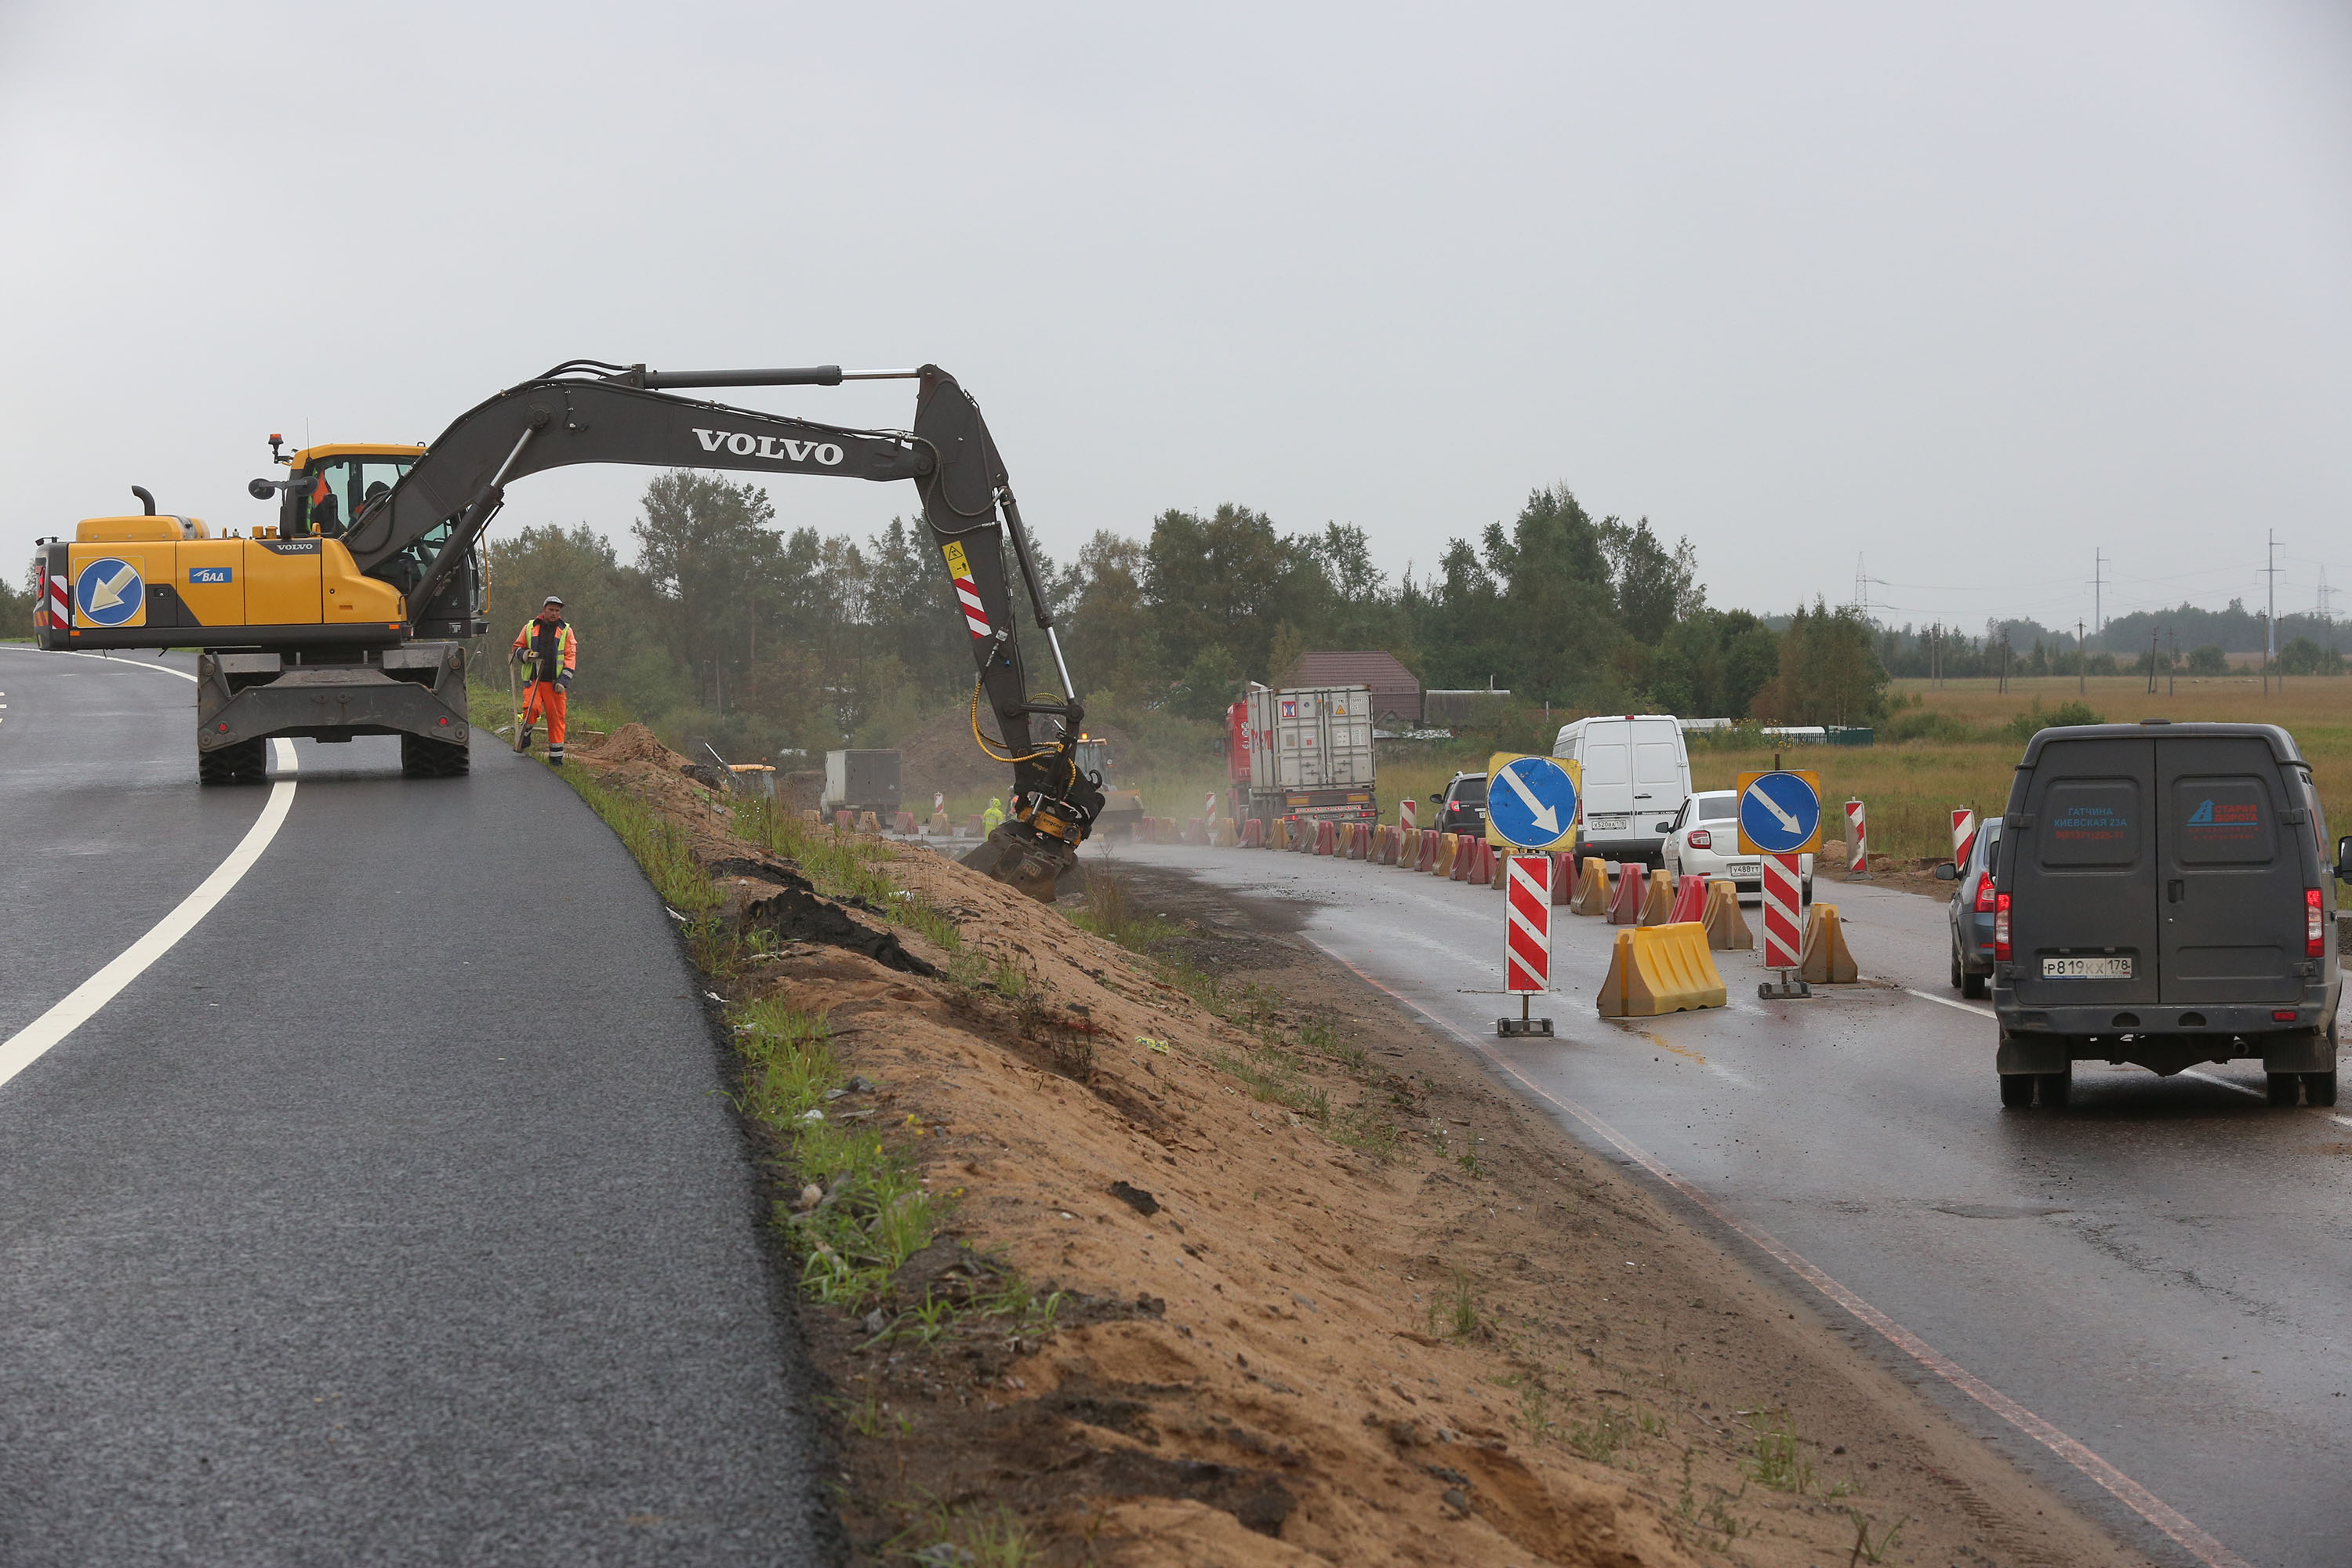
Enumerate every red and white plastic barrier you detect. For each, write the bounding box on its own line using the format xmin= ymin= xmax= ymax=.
xmin=1506 ymin=855 xmax=1552 ymax=993
xmin=1845 ymin=799 xmax=1869 ymax=877
xmin=1666 ymin=873 xmax=1707 ymax=924
xmin=1761 ymin=853 xmax=1804 ymax=971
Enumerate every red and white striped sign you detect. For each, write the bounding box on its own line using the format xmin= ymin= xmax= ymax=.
xmin=1203 ymin=790 xmax=1218 ymax=826
xmin=939 ymin=540 xmax=992 ymax=641
xmin=1845 ymin=798 xmax=1867 ymax=874
xmin=1505 ymin=854 xmax=1552 ymax=993
xmin=1399 ymin=797 xmax=1417 ymax=833
xmin=1760 ymin=852 xmax=1803 ymax=971
xmin=1951 ymin=808 xmax=1978 ymax=867
xmin=47 ymin=575 xmax=68 ymax=629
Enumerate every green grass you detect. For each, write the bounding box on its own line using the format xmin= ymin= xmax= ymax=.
xmin=1740 ymin=1409 xmax=1816 ymax=1494
xmin=561 ymin=765 xmax=721 ymax=917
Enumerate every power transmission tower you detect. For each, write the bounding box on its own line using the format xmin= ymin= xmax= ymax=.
xmin=2078 ymin=619 xmax=2087 ymax=696
xmin=2093 ymin=548 xmax=2106 ymax=650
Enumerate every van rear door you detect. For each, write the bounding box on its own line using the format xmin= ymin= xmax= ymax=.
xmin=2011 ymin=737 xmax=2160 ymax=1008
xmin=1632 ymin=720 xmax=1687 ymax=826
xmin=2155 ymin=735 xmax=2301 ymax=1006
xmin=1581 ymin=726 xmax=1631 ymax=815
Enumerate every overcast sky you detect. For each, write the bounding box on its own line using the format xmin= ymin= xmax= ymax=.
xmin=4 ymin=2 xmax=2347 ymax=640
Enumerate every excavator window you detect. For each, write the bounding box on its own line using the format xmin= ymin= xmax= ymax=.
xmin=292 ymin=456 xmax=415 ymax=538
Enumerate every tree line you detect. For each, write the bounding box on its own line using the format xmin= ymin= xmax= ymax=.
xmin=463 ymin=475 xmax=1904 ymax=760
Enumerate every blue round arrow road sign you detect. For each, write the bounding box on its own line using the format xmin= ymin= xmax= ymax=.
xmin=1488 ymin=756 xmax=1578 ymax=850
xmin=1740 ymin=771 xmax=1821 ymax=855
xmin=74 ymin=557 xmax=144 ymax=626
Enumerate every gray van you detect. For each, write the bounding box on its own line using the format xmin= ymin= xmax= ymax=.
xmin=1991 ymin=722 xmax=2340 ymax=1109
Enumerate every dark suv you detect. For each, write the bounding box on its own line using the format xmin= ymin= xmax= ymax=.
xmin=1991 ymin=721 xmax=2340 ymax=1109
xmin=1432 ymin=772 xmax=1487 ymax=836
xmin=1940 ymin=818 xmax=2003 ymax=998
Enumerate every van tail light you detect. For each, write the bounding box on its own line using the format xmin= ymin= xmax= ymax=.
xmin=2307 ymin=888 xmax=2325 ymax=957
xmin=1687 ymin=829 xmax=1711 ymax=850
xmin=1974 ymin=877 xmax=1998 ymax=913
xmin=1994 ymin=893 xmax=2012 ymax=962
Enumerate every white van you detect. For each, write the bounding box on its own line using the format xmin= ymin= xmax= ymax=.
xmin=1552 ymin=714 xmax=1692 ymax=867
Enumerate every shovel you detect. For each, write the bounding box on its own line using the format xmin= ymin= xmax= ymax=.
xmin=509 ymin=653 xmax=529 ymax=752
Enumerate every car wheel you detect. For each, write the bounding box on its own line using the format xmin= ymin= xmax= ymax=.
xmin=1962 ymin=968 xmax=1989 ymax=1000
xmin=1802 ymin=877 xmax=1814 ymax=902
xmin=2036 ymin=1069 xmax=2071 ymax=1109
xmin=2306 ymin=1070 xmax=2339 ymax=1107
xmin=1951 ymin=941 xmax=1964 ymax=991
xmin=2266 ymin=1072 xmax=2302 ymax=1106
xmin=1999 ymin=1073 xmax=2034 ymax=1109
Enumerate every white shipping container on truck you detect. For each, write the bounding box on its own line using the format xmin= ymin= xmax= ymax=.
xmin=1236 ymin=684 xmax=1378 ymax=825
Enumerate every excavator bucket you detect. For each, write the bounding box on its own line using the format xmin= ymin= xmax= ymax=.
xmin=962 ymin=823 xmax=1080 ymax=904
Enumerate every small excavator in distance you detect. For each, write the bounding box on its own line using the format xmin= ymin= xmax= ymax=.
xmin=29 ymin=361 xmax=1102 ymax=900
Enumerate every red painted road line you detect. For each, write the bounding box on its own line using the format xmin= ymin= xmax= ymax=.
xmin=1305 ymin=936 xmax=2254 ymax=1568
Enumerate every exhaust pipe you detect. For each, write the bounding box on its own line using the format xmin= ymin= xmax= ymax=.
xmin=131 ymin=485 xmax=157 ymax=516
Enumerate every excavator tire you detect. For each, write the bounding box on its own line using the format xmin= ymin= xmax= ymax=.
xmin=401 ymin=734 xmax=471 ymax=778
xmin=198 ymin=737 xmax=267 ymax=786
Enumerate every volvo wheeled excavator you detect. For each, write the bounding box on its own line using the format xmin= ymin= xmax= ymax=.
xmin=28 ymin=361 xmax=1102 ymax=899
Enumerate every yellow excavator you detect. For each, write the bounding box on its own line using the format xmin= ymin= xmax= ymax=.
xmin=29 ymin=361 xmax=1101 ymax=899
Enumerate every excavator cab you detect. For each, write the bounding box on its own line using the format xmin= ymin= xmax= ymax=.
xmin=278 ymin=445 xmax=423 ymax=540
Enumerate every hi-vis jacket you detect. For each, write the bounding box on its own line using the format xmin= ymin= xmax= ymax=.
xmin=513 ymin=617 xmax=578 ymax=683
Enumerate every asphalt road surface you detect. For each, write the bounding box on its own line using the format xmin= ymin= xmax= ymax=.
xmin=0 ymin=648 xmax=829 ymax=1566
xmin=1098 ymin=833 xmax=2352 ymax=1568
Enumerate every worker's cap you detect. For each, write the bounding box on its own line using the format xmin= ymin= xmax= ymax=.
xmin=542 ymin=594 xmax=564 ymax=606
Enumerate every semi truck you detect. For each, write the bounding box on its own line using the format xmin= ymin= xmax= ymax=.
xmin=1225 ymin=683 xmax=1378 ymax=830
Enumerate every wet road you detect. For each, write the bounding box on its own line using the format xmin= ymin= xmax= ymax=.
xmin=0 ymin=648 xmax=831 ymax=1566
xmin=1096 ymin=835 xmax=2352 ymax=1568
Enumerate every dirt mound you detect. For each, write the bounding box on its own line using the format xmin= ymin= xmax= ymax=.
xmin=896 ymin=700 xmax=1134 ymax=804
xmin=575 ymin=721 xmax=690 ymax=771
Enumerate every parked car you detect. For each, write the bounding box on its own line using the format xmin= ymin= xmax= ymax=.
xmin=1431 ymin=771 xmax=1488 ymax=836
xmin=1553 ymin=714 xmax=1690 ymax=866
xmin=1937 ymin=817 xmax=2004 ymax=998
xmin=1662 ymin=789 xmax=1813 ymax=898
xmin=1991 ymin=720 xmax=2341 ymax=1109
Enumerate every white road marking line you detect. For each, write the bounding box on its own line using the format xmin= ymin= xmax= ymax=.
xmin=0 ymin=739 xmax=298 ymax=1096
xmin=1907 ymin=987 xmax=1994 ymax=1018
xmin=0 ymin=647 xmax=197 ymax=684
xmin=1312 ymin=937 xmax=2255 ymax=1568
xmin=2181 ymin=1069 xmax=2267 ymax=1102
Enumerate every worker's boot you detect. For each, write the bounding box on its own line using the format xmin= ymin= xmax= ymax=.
xmin=514 ymin=724 xmax=532 ymax=753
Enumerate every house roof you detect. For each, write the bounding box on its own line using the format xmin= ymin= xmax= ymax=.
xmin=1295 ymin=651 xmax=1420 ymax=695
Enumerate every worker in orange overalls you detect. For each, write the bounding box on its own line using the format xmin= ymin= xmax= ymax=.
xmin=510 ymin=595 xmax=578 ymax=766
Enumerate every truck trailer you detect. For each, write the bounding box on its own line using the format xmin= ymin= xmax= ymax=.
xmin=1225 ymin=684 xmax=1378 ymax=829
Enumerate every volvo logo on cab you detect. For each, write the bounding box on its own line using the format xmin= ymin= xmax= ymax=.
xmin=692 ymin=428 xmax=844 ymax=466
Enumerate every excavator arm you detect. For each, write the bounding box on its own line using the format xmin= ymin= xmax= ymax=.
xmin=344 ymin=359 xmax=1101 ymax=899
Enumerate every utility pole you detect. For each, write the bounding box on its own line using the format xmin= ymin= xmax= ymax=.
xmin=2167 ymin=627 xmax=2176 ymax=697
xmin=2266 ymin=529 xmax=2279 ymax=696
xmin=2093 ymin=548 xmax=2106 ymax=652
xmin=2149 ymin=628 xmax=2158 ymax=694
xmin=2078 ymin=619 xmax=2087 ymax=697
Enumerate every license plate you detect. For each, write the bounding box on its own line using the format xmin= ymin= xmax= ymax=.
xmin=2042 ymin=956 xmax=2132 ymax=979
xmin=1590 ymin=815 xmax=1629 ymax=830
xmin=1726 ymin=861 xmax=1759 ymax=877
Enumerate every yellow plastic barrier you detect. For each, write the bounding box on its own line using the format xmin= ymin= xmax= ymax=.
xmin=1595 ymin=923 xmax=1730 ymax=1018
xmin=1570 ymin=857 xmax=1610 ymax=915
xmin=1635 ymin=868 xmax=1676 ymax=926
xmin=1432 ymin=833 xmax=1457 ymax=877
xmin=1701 ymin=879 xmax=1753 ymax=950
xmin=1799 ymin=903 xmax=1859 ymax=984
xmin=1490 ymin=848 xmax=1509 ymax=889
xmin=1214 ymin=818 xmax=1237 ymax=847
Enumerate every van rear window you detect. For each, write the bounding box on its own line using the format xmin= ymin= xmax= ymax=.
xmin=2041 ymin=780 xmax=2140 ymax=866
xmin=2173 ymin=779 xmax=2276 ymax=865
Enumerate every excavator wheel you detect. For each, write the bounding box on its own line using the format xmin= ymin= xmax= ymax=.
xmin=401 ymin=734 xmax=472 ymax=779
xmin=198 ymin=738 xmax=267 ymax=786
xmin=962 ymin=823 xmax=1080 ymax=905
